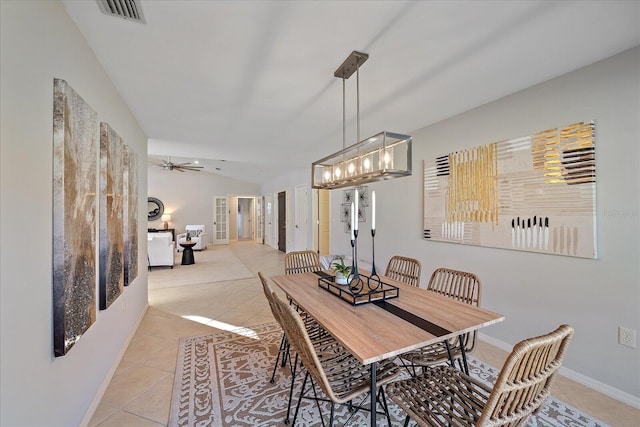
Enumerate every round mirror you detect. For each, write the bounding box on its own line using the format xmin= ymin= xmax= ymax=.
xmin=148 ymin=197 xmax=164 ymax=221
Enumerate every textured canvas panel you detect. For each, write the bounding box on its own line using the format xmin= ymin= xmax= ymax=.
xmin=99 ymin=123 xmax=124 ymax=309
xmin=423 ymin=122 xmax=596 ymax=258
xmin=52 ymin=78 xmax=98 ymax=357
xmin=123 ymin=145 xmax=138 ymax=286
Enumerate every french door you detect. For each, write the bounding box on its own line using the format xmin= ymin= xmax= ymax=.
xmin=213 ymin=196 xmax=229 ymax=245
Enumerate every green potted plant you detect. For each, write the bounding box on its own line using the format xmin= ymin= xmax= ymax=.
xmin=332 ymin=257 xmax=351 ymax=285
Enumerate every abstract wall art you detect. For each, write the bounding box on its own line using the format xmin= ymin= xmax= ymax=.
xmin=99 ymin=122 xmax=124 ymax=309
xmin=52 ymin=78 xmax=98 ymax=357
xmin=123 ymin=145 xmax=138 ymax=286
xmin=423 ymin=121 xmax=596 ymax=258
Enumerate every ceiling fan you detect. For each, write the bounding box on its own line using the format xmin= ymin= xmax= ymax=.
xmin=151 ymin=157 xmax=204 ymax=172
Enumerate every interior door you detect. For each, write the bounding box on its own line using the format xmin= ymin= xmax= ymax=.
xmin=265 ymin=193 xmax=274 ymax=248
xmin=213 ymin=196 xmax=229 ymax=245
xmin=316 ymin=189 xmax=330 ymax=255
xmin=256 ymin=196 xmax=264 ymax=244
xmin=295 ymin=184 xmax=309 ymax=250
xmin=278 ymin=191 xmax=286 ymax=252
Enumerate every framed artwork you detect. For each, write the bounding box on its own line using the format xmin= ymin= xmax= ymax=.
xmin=423 ymin=121 xmax=596 ymax=258
xmin=52 ymin=78 xmax=98 ymax=357
xmin=99 ymin=122 xmax=125 ymax=309
xmin=340 ymin=204 xmax=350 ymax=222
xmin=123 ymin=145 xmax=138 ymax=286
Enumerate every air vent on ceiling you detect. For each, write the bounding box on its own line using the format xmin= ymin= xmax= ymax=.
xmin=96 ymin=0 xmax=146 ymax=24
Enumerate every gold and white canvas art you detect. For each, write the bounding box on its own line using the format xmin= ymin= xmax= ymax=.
xmin=423 ymin=121 xmax=596 ymax=258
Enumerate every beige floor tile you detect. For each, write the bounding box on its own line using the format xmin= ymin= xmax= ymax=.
xmin=123 ymin=335 xmax=173 ymax=363
xmin=101 ymin=364 xmax=172 ymax=408
xmin=96 ymin=410 xmax=164 ymax=427
xmin=141 ymin=343 xmax=179 ymax=372
xmin=88 ymin=402 xmax=118 ymax=427
xmin=124 ymin=375 xmax=175 ymax=425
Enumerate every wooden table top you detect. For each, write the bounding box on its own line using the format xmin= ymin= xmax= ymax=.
xmin=270 ymin=271 xmax=504 ymax=364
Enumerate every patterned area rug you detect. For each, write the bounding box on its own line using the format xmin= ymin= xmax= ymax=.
xmin=170 ymin=322 xmax=609 ymax=427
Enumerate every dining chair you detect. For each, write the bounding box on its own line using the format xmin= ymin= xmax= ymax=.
xmin=270 ymin=251 xmax=321 ymax=383
xmin=385 ymin=255 xmax=421 ymax=287
xmin=285 ymin=250 xmax=321 ymax=274
xmin=271 ymin=288 xmax=402 ymax=427
xmin=258 ymin=272 xmax=335 ymax=424
xmin=387 ymin=324 xmax=574 ymax=427
xmin=400 ymin=267 xmax=481 ymax=375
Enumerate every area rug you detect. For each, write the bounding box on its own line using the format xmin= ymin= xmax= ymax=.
xmin=148 ymin=246 xmax=254 ymax=289
xmin=170 ymin=322 xmax=610 ymax=427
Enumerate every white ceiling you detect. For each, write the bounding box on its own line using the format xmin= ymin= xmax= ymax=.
xmin=62 ymin=1 xmax=640 ymax=183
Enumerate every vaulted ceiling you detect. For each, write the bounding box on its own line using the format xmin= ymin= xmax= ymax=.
xmin=62 ymin=1 xmax=640 ymax=183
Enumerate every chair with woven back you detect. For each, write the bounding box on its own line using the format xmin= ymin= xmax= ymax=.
xmin=400 ymin=267 xmax=481 ymax=374
xmin=387 ymin=324 xmax=574 ymax=427
xmin=259 ymin=272 xmax=336 ymax=424
xmin=285 ymin=250 xmax=321 ymax=274
xmin=270 ymin=286 xmax=401 ymax=427
xmin=385 ymin=255 xmax=421 ymax=287
xmin=270 ymin=251 xmax=322 ymax=383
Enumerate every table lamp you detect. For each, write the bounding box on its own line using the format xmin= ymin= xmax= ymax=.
xmin=161 ymin=214 xmax=171 ymax=230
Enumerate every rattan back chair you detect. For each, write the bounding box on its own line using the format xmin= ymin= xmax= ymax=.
xmin=258 ymin=272 xmax=336 ymax=424
xmin=285 ymin=250 xmax=321 ymax=274
xmin=387 ymin=324 xmax=574 ymax=427
xmin=268 ymin=251 xmax=319 ymax=383
xmin=401 ymin=268 xmax=481 ymax=373
xmin=271 ymin=289 xmax=401 ymax=427
xmin=384 ymin=255 xmax=421 ymax=287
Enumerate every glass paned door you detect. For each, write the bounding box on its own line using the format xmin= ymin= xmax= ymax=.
xmin=213 ymin=196 xmax=229 ymax=245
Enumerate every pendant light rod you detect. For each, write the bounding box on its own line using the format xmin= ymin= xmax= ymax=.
xmin=356 ymin=64 xmax=360 ymax=144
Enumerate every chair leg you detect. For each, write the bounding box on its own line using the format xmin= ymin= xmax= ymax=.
xmin=328 ymin=403 xmax=334 ymax=427
xmin=270 ymin=333 xmax=287 ymax=383
xmin=379 ymin=388 xmax=393 ymax=427
xmin=291 ymin=371 xmax=310 ymax=427
xmin=285 ymin=353 xmax=300 ymax=425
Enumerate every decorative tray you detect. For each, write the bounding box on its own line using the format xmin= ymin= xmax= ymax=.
xmin=317 ymin=274 xmax=399 ymax=306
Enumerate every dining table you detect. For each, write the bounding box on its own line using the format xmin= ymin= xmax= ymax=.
xmin=270 ymin=270 xmax=505 ymax=426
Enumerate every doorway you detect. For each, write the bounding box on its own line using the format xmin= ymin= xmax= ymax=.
xmin=237 ymin=197 xmax=254 ymax=240
xmin=278 ymin=191 xmax=286 ymax=252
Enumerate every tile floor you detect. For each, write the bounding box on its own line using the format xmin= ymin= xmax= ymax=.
xmin=89 ymin=241 xmax=639 ymax=426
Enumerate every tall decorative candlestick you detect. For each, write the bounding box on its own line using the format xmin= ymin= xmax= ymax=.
xmin=354 ymin=188 xmax=359 ymax=231
xmin=349 ymin=200 xmax=362 ymax=292
xmin=350 ymin=202 xmax=355 ymax=241
xmin=370 ymin=191 xmax=379 ymax=279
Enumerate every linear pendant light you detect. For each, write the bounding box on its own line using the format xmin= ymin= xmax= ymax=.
xmin=311 ymin=51 xmax=412 ymax=190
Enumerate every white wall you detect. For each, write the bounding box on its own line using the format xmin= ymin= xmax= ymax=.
xmin=147 ymin=167 xmax=259 ymax=244
xmin=0 ymin=2 xmax=149 ymax=425
xmin=329 ymin=47 xmax=640 ymax=400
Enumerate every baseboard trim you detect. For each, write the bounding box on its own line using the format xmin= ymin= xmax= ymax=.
xmin=479 ymin=332 xmax=640 ymax=409
xmin=79 ymin=304 xmax=150 ymax=427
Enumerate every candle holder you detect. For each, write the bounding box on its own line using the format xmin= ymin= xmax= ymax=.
xmin=370 ymin=228 xmax=379 ymax=280
xmin=349 ymin=229 xmax=364 ymax=294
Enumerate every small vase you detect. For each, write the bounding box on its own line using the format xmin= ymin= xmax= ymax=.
xmin=335 ymin=272 xmax=349 ymax=285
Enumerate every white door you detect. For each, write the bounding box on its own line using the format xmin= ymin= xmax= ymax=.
xmin=213 ymin=196 xmax=229 ymax=245
xmin=256 ymin=196 xmax=264 ymax=244
xmin=265 ymin=193 xmax=274 ymax=248
xmin=295 ymin=184 xmax=309 ymax=250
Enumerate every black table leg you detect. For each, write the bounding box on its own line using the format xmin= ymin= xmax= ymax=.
xmin=370 ymin=362 xmax=377 ymax=426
